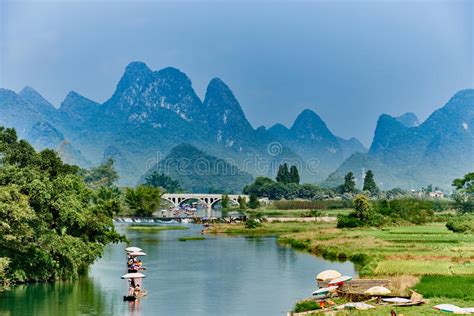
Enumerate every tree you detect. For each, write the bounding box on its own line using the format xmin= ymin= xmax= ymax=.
xmin=125 ymin=185 xmax=162 ymax=217
xmin=144 ymin=172 xmax=181 ymax=193
xmin=342 ymin=172 xmax=356 ymax=193
xmin=221 ymin=194 xmax=230 ymax=209
xmin=289 ymin=165 xmax=300 ymax=184
xmin=248 ymin=194 xmax=260 ymax=209
xmin=276 ymin=163 xmax=290 ymax=184
xmin=84 ymin=158 xmax=119 ymax=188
xmin=362 ymin=170 xmax=378 ymax=194
xmin=92 ymin=186 xmax=122 ymax=217
xmin=238 ymin=196 xmax=247 ymax=209
xmin=0 ymin=127 xmax=123 ymax=285
xmin=243 ymin=177 xmax=274 ymax=197
xmin=453 ymin=173 xmax=474 ymax=193
xmin=422 ymin=184 xmax=433 ymax=194
xmin=352 ymin=194 xmax=373 ymax=222
xmin=452 ymin=172 xmax=474 ymax=214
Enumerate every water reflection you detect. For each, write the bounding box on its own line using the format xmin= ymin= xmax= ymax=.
xmin=0 ymin=276 xmax=106 ymax=316
xmin=1 ymin=224 xmax=356 ymax=316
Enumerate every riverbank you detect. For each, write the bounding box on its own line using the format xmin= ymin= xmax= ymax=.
xmin=206 ymin=221 xmax=474 ymax=313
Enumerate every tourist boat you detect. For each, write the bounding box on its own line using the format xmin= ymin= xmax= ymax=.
xmin=312 ymin=286 xmax=338 ymax=298
xmin=123 ymin=247 xmax=148 ymax=301
xmin=122 ymin=272 xmax=147 ymax=301
xmin=328 ymin=275 xmax=352 ymax=286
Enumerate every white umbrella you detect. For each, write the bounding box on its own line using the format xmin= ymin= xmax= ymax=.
xmin=339 ymin=302 xmax=375 ymax=310
xmin=125 ymin=247 xmax=142 ymax=252
xmin=316 ymin=270 xmax=342 ymax=281
xmin=129 ymin=251 xmax=147 ymax=256
xmin=121 ymin=272 xmax=145 ymax=279
xmin=365 ymin=286 xmax=391 ymax=295
xmin=382 ymin=297 xmax=411 ymax=303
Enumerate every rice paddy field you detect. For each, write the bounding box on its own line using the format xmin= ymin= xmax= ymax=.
xmin=207 ymin=221 xmax=474 ymax=314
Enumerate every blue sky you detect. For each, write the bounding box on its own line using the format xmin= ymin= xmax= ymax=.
xmin=1 ymin=0 xmax=472 ymax=145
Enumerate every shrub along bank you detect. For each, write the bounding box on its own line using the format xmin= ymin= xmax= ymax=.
xmin=0 ymin=127 xmax=123 ymax=287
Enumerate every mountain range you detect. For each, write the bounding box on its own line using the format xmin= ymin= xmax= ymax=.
xmin=0 ymin=61 xmax=472 ymax=192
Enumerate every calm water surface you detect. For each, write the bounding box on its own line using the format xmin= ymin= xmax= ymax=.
xmin=0 ymin=224 xmax=356 ymax=316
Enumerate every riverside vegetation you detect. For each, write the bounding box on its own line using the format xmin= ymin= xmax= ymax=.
xmin=0 ymin=127 xmax=124 ymax=288
xmin=209 ymin=170 xmax=474 ymax=314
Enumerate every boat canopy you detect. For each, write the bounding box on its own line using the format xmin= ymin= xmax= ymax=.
xmin=128 ymin=251 xmax=147 ymax=256
xmin=125 ymin=247 xmax=142 ymax=252
xmin=121 ymin=272 xmax=146 ymax=279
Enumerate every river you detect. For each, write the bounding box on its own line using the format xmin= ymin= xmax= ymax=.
xmin=0 ymin=223 xmax=356 ymax=315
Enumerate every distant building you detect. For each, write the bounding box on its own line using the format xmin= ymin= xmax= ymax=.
xmin=428 ymin=191 xmax=445 ymax=198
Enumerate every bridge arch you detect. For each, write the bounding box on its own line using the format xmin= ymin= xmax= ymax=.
xmin=162 ymin=193 xmax=249 ymax=210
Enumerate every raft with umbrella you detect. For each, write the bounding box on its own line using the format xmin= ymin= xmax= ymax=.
xmin=123 ymin=246 xmax=148 ymax=301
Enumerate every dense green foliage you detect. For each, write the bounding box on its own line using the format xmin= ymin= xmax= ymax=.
xmin=293 ymin=300 xmax=320 ymax=313
xmin=453 ymin=172 xmax=474 ymax=193
xmin=446 ymin=215 xmax=474 ymax=233
xmin=273 ymin=199 xmax=352 ymax=210
xmin=342 ymin=171 xmax=356 ymax=193
xmin=0 ymin=127 xmax=123 ymax=286
xmin=275 ymin=163 xmax=300 ymax=184
xmin=143 ymin=171 xmax=182 ymax=193
xmin=289 ymin=165 xmax=300 ymax=184
xmin=83 ymin=158 xmax=119 ymax=189
xmin=452 ymin=172 xmax=474 ymax=214
xmin=248 ymin=194 xmax=260 ymax=209
xmin=243 ymin=177 xmax=335 ymax=200
xmin=244 ymin=219 xmax=261 ymax=229
xmin=237 ymin=196 xmax=246 ymax=209
xmin=221 ymin=194 xmax=230 ymax=209
xmin=338 ymin=195 xmax=435 ymax=228
xmin=362 ymin=169 xmax=379 ymax=194
xmin=124 ymin=185 xmax=162 ymax=217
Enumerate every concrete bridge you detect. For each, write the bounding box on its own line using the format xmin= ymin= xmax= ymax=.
xmin=162 ymin=193 xmax=249 ymax=210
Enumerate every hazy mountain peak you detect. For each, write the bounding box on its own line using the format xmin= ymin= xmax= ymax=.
xmin=269 ymin=123 xmax=289 ymax=131
xmin=451 ymin=88 xmax=474 ymax=99
xmin=61 ymin=90 xmax=97 ymax=108
xmin=291 ymin=109 xmax=335 ymax=141
xmin=205 ymin=78 xmax=235 ymax=100
xmin=115 ymin=61 xmax=154 ymax=95
xmin=369 ymin=114 xmax=407 ymax=154
xmin=19 ymin=86 xmax=56 ymax=112
xmin=396 ymin=112 xmax=419 ymax=127
xmin=19 ymin=86 xmax=46 ymax=100
xmin=59 ymin=90 xmax=100 ymax=123
xmin=155 ymin=67 xmax=191 ymax=84
xmin=203 ymin=77 xmax=253 ymax=146
xmin=125 ymin=61 xmax=152 ymax=74
xmin=0 ymin=88 xmax=19 ymax=99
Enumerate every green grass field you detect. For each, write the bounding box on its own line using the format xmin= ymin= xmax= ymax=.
xmin=257 ymin=208 xmax=351 ymax=218
xmin=178 ymin=236 xmax=206 ymax=241
xmin=207 ymin=221 xmax=474 ymax=314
